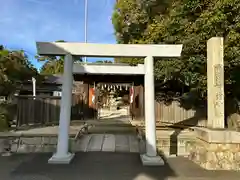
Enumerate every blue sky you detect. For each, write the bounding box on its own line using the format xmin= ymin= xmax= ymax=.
xmin=0 ymin=0 xmax=116 ymax=69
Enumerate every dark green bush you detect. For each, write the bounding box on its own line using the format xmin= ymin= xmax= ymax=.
xmin=0 ymin=103 xmax=11 ymax=131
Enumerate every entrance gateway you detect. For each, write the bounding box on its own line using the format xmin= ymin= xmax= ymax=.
xmin=36 ymin=42 xmax=183 ymax=166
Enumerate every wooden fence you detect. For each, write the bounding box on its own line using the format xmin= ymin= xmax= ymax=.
xmin=132 ymin=86 xmax=207 ymax=127
xmin=17 ymin=96 xmax=61 ymax=126
xmin=155 ymin=101 xmax=207 ymax=127
xmin=16 ymin=94 xmax=94 ymax=127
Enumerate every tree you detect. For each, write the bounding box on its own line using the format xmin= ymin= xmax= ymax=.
xmin=39 ymin=56 xmax=65 ymax=74
xmin=95 ymin=60 xmax=113 ymax=63
xmin=112 ymin=0 xmax=240 ymax=105
xmin=0 ymin=45 xmax=38 ymax=130
xmin=0 ymin=45 xmax=38 ymax=95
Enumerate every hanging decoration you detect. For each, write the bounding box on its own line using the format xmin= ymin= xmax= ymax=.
xmin=97 ymin=83 xmax=133 ymax=92
xmin=130 ymin=86 xmax=134 ymax=104
xmin=92 ymin=87 xmax=95 ymax=104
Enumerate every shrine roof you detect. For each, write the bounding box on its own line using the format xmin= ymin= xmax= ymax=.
xmin=73 ymin=74 xmax=144 ymax=84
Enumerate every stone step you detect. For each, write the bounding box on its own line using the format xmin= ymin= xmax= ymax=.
xmin=102 ymin=134 xmax=115 ymax=152
xmin=87 ymin=134 xmax=105 ymax=151
xmin=85 ymin=120 xmax=133 ymax=127
xmin=74 ymin=134 xmax=141 ymax=153
xmin=1 ymin=134 xmax=142 ymax=154
xmin=87 ymin=125 xmax=136 ymax=134
xmin=89 ymin=123 xmax=134 ymax=127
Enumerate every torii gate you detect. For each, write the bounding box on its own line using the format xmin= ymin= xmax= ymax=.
xmin=36 ymin=42 xmax=183 ymax=166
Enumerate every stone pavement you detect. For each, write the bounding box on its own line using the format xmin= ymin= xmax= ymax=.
xmin=98 ymin=106 xmax=130 ymax=119
xmin=1 ymin=152 xmax=240 ymax=180
xmin=76 ymin=134 xmax=142 ymax=153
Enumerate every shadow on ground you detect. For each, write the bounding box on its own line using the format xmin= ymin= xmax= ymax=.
xmin=1 ymin=152 xmax=239 ymax=180
xmin=9 ymin=152 xmax=176 ymax=180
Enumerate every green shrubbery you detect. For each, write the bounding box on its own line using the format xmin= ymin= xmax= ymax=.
xmin=0 ymin=102 xmax=11 ymax=131
xmin=112 ymin=0 xmax=240 ymax=104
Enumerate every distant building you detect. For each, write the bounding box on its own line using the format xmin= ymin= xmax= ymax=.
xmin=16 ymin=75 xmax=84 ymax=97
xmin=16 ymin=75 xmax=63 ymax=96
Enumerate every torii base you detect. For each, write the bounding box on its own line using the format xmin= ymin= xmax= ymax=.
xmin=48 ymin=153 xmax=75 ymax=164
xmin=140 ymin=154 xmax=165 ymax=166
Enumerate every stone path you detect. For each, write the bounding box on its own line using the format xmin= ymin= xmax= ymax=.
xmin=1 ymin=152 xmax=240 ymax=180
xmin=76 ymin=134 xmax=142 ymax=153
xmin=98 ymin=106 xmax=129 ymax=119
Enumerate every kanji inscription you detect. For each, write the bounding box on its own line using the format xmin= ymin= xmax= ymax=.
xmin=214 ymin=101 xmax=224 ymax=118
xmin=216 ymin=92 xmax=224 ymax=101
xmin=214 ymin=64 xmax=223 ymax=87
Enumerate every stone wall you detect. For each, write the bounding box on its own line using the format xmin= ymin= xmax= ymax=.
xmin=188 ymin=127 xmax=240 ymax=170
xmin=135 ymin=127 xmax=194 ymax=157
xmin=156 ymin=130 xmax=194 ymax=157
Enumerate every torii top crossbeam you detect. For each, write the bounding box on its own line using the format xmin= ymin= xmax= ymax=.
xmin=36 ymin=42 xmax=182 ymax=57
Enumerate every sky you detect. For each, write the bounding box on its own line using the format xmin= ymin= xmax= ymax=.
xmin=0 ymin=0 xmax=116 ymax=69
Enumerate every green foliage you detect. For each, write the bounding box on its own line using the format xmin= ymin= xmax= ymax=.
xmin=0 ymin=45 xmax=38 ymax=95
xmin=39 ymin=56 xmax=65 ymax=74
xmin=0 ymin=103 xmax=10 ymax=131
xmin=112 ymin=0 xmax=240 ymax=104
xmin=0 ymin=45 xmax=37 ymax=130
xmin=95 ymin=60 xmax=113 ymax=63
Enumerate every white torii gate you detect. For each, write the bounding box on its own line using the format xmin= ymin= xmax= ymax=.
xmin=36 ymin=42 xmax=183 ymax=166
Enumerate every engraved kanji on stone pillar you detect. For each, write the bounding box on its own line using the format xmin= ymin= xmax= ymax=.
xmin=207 ymin=37 xmax=225 ymax=129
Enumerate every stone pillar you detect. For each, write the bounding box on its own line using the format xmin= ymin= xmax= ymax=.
xmin=48 ymin=54 xmax=74 ymax=164
xmin=207 ymin=37 xmax=225 ymax=129
xmin=140 ymin=56 xmax=164 ymax=166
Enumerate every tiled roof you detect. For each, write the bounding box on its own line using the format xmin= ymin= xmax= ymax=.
xmin=43 ymin=75 xmax=63 ymax=84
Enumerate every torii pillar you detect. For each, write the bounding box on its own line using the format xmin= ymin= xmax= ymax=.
xmin=48 ymin=54 xmax=74 ymax=163
xmin=140 ymin=56 xmax=163 ymax=165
